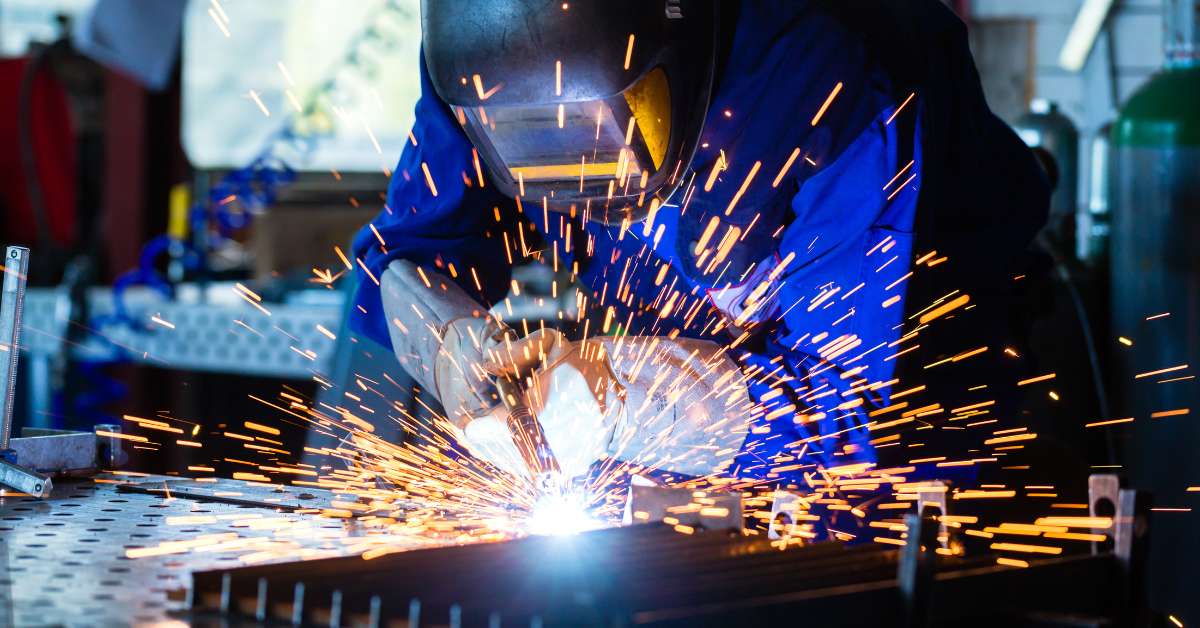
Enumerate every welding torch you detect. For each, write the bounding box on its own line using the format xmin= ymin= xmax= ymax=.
xmin=493 ymin=328 xmax=563 ymax=494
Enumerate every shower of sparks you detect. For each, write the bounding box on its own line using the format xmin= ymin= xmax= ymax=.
xmin=208 ymin=0 xmax=231 ymax=38
xmin=91 ymin=8 xmax=1198 ymax=577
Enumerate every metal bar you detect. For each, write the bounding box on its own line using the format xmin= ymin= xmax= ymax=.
xmin=0 ymin=246 xmax=29 ymax=452
xmin=115 ymin=479 xmax=358 ymax=512
xmin=0 ymin=246 xmax=51 ymax=498
xmin=0 ymin=458 xmax=52 ymax=498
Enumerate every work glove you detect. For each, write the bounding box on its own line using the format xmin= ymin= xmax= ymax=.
xmin=463 ymin=330 xmax=753 ymax=480
xmin=380 ymin=259 xmax=505 ymax=429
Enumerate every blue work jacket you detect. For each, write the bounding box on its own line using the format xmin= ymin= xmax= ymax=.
xmin=351 ymin=1 xmax=1049 ymax=482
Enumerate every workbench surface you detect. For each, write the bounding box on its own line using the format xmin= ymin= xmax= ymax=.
xmin=0 ymin=476 xmax=436 ymax=627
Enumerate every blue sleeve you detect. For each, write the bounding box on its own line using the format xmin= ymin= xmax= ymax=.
xmin=734 ymin=102 xmax=922 ymax=478
xmin=348 ymin=55 xmax=515 ymax=349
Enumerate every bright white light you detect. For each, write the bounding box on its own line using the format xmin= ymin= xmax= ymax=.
xmin=1059 ymin=0 xmax=1116 ymax=72
xmin=525 ymin=492 xmax=604 ymax=536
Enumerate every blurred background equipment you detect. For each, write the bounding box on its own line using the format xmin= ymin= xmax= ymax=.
xmin=1014 ymin=99 xmax=1080 ymax=255
xmin=1079 ymin=121 xmax=1113 ymax=268
xmin=0 ymin=0 xmax=428 ymax=477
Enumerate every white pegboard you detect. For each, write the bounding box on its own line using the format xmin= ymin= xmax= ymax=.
xmin=19 ymin=285 xmax=341 ymax=379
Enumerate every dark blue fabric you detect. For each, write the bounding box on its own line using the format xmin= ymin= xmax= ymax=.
xmin=351 ymin=0 xmax=1048 ymax=482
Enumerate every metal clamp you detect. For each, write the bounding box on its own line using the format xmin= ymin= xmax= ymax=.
xmin=916 ymin=481 xmax=950 ymax=549
xmin=1089 ymin=473 xmax=1151 ymax=625
xmin=0 ymin=246 xmax=52 ymax=498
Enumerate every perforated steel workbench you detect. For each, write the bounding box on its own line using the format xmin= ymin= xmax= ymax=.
xmin=0 ymin=476 xmax=434 ymax=627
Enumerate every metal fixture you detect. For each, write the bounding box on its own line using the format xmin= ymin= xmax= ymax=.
xmin=0 ymin=246 xmax=53 ymax=499
xmin=0 ymin=246 xmax=29 ymax=452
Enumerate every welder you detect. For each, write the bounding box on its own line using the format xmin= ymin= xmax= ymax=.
xmin=352 ymin=1 xmax=1049 ymax=486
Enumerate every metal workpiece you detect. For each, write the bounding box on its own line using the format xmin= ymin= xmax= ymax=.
xmin=0 ymin=458 xmax=52 ymax=498
xmin=7 ymin=428 xmax=98 ymax=475
xmin=766 ymin=491 xmax=808 ymax=540
xmin=915 ymin=481 xmax=951 ymax=550
xmin=94 ymin=423 xmax=128 ymax=469
xmin=0 ymin=472 xmax=1154 ymax=627
xmin=186 ymin=515 xmax=1138 ymax=627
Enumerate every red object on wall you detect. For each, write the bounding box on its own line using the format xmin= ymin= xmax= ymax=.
xmin=954 ymin=0 xmax=971 ymax=20
xmin=101 ymin=68 xmax=150 ymax=278
xmin=0 ymin=57 xmax=78 ymax=250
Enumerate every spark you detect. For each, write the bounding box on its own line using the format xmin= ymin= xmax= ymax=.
xmin=811 ymin=81 xmax=844 ymax=126
xmin=1017 ymin=373 xmax=1056 ymax=386
xmin=886 ymin=92 xmax=916 ymax=125
xmin=356 ymin=258 xmax=380 ymax=286
xmin=883 ymin=160 xmax=916 ymax=190
xmin=247 ymin=90 xmax=271 ymax=117
xmin=95 ymin=430 xmax=149 ymax=443
xmin=1135 ymin=364 xmax=1188 ymax=379
xmin=208 ymin=1 xmax=231 ymax=38
xmin=334 ymin=246 xmax=353 ymax=270
xmin=472 ymin=74 xmax=502 ymax=100
xmin=362 ymin=115 xmax=383 ymax=154
xmin=421 ymin=162 xmax=439 ymax=196
xmin=772 ymin=148 xmax=802 ymax=187
xmin=724 ymin=161 xmax=762 ymax=216
xmin=1085 ymin=417 xmax=1134 ymax=428
xmin=277 ymin=61 xmax=295 ymax=86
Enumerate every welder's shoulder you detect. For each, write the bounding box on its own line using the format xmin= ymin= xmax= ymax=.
xmin=751 ymin=2 xmax=916 ymax=159
xmin=797 ymin=0 xmax=966 ymax=81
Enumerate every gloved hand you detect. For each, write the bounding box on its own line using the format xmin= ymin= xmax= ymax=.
xmin=380 ymin=259 xmax=505 ymax=429
xmin=463 ymin=331 xmax=753 ymax=480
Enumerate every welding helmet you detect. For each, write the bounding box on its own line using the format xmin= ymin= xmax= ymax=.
xmin=421 ymin=0 xmax=718 ymax=224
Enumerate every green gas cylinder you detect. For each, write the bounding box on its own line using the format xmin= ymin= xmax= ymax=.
xmin=1110 ymin=0 xmax=1200 ymax=621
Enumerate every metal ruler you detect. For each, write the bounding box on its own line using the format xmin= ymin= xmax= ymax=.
xmin=0 ymin=245 xmax=52 ymax=498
